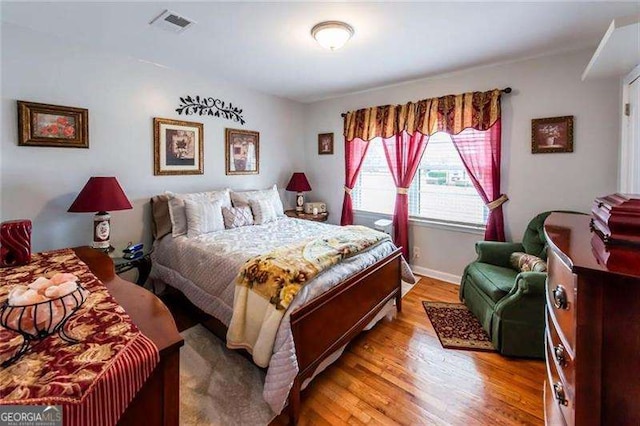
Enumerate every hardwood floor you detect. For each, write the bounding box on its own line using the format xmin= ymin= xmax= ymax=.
xmin=163 ymin=277 xmax=546 ymax=425
xmin=271 ymin=277 xmax=546 ymax=426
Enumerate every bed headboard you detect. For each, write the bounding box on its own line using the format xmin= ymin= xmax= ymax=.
xmin=150 ymin=194 xmax=172 ymax=240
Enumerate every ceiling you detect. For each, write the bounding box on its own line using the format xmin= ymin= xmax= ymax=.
xmin=2 ymin=2 xmax=638 ymax=103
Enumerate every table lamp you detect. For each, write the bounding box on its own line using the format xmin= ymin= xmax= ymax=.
xmin=68 ymin=176 xmax=133 ymax=252
xmin=286 ymin=172 xmax=312 ymax=212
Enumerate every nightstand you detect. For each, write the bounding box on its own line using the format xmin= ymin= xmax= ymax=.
xmin=285 ymin=209 xmax=329 ymax=222
xmin=112 ymin=249 xmax=153 ymax=288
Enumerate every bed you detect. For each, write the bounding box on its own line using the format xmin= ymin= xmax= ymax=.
xmin=149 ymin=189 xmax=414 ymax=424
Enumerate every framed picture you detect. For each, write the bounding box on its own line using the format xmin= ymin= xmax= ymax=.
xmin=225 ymin=128 xmax=259 ymax=175
xmin=531 ymin=116 xmax=574 ymax=154
xmin=318 ymin=133 xmax=334 ymax=155
xmin=17 ymin=101 xmax=89 ymax=148
xmin=153 ymin=117 xmax=204 ymax=175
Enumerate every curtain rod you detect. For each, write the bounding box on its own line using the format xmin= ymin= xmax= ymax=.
xmin=340 ymin=87 xmax=512 ymax=117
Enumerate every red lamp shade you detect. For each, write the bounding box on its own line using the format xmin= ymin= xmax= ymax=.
xmin=68 ymin=177 xmax=132 ymax=213
xmin=286 ymin=173 xmax=312 ymax=192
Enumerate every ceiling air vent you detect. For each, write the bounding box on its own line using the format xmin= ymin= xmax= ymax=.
xmin=149 ymin=10 xmax=196 ymax=34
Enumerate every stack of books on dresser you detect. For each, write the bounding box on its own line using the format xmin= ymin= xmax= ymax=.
xmin=591 ymin=193 xmax=640 ymax=246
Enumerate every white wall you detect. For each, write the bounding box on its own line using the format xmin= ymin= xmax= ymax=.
xmin=303 ymin=49 xmax=620 ymax=279
xmin=0 ymin=23 xmax=622 ymax=278
xmin=0 ymin=23 xmax=305 ymax=252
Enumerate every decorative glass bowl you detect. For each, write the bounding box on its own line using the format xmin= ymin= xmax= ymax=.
xmin=0 ymin=284 xmax=88 ymax=366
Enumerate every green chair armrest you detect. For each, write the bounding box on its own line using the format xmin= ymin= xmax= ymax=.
xmin=494 ymin=271 xmax=547 ymax=316
xmin=475 ymin=241 xmax=524 ymax=268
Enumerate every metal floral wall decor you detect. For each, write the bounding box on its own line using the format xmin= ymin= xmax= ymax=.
xmin=176 ymin=95 xmax=245 ymax=125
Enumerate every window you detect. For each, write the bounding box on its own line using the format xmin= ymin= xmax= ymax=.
xmin=352 ymin=132 xmax=488 ymax=227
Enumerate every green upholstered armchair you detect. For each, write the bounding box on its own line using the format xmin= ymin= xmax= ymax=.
xmin=459 ymin=211 xmax=552 ymax=359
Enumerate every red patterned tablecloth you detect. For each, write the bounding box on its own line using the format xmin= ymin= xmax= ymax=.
xmin=0 ymin=249 xmax=159 ymax=426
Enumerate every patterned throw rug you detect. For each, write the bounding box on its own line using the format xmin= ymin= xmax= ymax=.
xmin=422 ymin=301 xmax=496 ymax=352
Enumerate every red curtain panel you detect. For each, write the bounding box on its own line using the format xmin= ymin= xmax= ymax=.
xmin=340 ymin=137 xmax=371 ymax=226
xmin=381 ymin=132 xmax=429 ymax=258
xmin=450 ymin=120 xmax=506 ymax=241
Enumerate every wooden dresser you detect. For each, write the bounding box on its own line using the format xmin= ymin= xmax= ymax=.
xmin=74 ymin=247 xmax=184 ymax=426
xmin=543 ymin=213 xmax=640 ymax=425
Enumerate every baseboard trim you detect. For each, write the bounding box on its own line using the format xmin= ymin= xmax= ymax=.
xmin=411 ymin=265 xmax=461 ymax=285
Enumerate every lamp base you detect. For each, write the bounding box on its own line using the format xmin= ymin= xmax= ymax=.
xmin=295 ymin=193 xmax=304 ymax=212
xmin=92 ymin=212 xmax=112 ymax=251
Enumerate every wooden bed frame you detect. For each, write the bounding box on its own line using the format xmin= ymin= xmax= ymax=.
xmin=287 ymin=247 xmax=402 ymax=424
xmin=197 ymin=248 xmax=403 ymax=425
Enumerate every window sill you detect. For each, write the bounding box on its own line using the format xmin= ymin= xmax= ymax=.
xmin=353 ymin=210 xmax=486 ymax=235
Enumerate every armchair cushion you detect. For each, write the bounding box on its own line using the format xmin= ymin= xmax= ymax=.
xmin=465 ymin=262 xmax=519 ymax=303
xmin=475 ymin=241 xmax=524 ymax=268
xmin=522 ymin=211 xmax=553 ymax=259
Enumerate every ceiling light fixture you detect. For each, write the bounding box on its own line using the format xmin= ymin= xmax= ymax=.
xmin=311 ymin=21 xmax=354 ymax=51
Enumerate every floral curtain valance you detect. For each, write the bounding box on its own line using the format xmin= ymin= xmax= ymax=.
xmin=344 ymin=89 xmax=501 ymax=141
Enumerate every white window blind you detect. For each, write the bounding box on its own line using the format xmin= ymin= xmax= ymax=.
xmin=353 ymin=132 xmax=488 ymax=226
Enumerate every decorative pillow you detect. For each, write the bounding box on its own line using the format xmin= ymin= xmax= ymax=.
xmin=222 ymin=206 xmax=254 ymax=229
xmin=250 ymin=199 xmax=278 ymax=225
xmin=184 ymin=199 xmax=225 ymax=238
xmin=510 ymin=252 xmax=548 ymax=273
xmin=168 ymin=189 xmax=231 ymax=237
xmin=151 ymin=194 xmax=172 ymax=240
xmin=231 ymin=184 xmax=284 ymax=217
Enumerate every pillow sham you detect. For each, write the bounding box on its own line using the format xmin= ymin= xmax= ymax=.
xmin=230 ymin=184 xmax=285 ymax=217
xmin=184 ymin=199 xmax=225 ymax=238
xmin=510 ymin=252 xmax=547 ymax=273
xmin=222 ymin=206 xmax=254 ymax=229
xmin=151 ymin=193 xmax=172 ymax=240
xmin=168 ymin=189 xmax=231 ymax=237
xmin=250 ymin=199 xmax=278 ymax=225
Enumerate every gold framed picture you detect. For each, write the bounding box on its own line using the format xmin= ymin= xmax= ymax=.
xmin=318 ymin=132 xmax=334 ymax=155
xmin=153 ymin=117 xmax=204 ymax=175
xmin=225 ymin=128 xmax=259 ymax=175
xmin=531 ymin=116 xmax=574 ymax=154
xmin=17 ymin=101 xmax=89 ymax=148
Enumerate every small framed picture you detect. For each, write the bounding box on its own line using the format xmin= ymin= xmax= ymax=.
xmin=531 ymin=116 xmax=574 ymax=154
xmin=17 ymin=101 xmax=89 ymax=148
xmin=318 ymin=133 xmax=334 ymax=155
xmin=226 ymin=128 xmax=259 ymax=175
xmin=154 ymin=117 xmax=204 ymax=175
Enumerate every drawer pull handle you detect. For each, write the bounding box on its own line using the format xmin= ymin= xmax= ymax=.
xmin=554 ymin=343 xmax=567 ymax=367
xmin=552 ymin=285 xmax=568 ymax=310
xmin=553 ymin=382 xmax=568 ymax=406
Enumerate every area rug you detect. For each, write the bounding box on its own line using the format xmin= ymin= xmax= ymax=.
xmin=422 ymin=301 xmax=496 ymax=352
xmin=180 ymin=325 xmax=276 ymax=426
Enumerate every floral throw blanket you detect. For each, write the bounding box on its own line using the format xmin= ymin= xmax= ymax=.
xmin=227 ymin=225 xmax=390 ymax=367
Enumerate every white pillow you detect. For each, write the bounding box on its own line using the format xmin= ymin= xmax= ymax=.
xmin=250 ymin=199 xmax=278 ymax=225
xmin=168 ymin=189 xmax=231 ymax=237
xmin=184 ymin=199 xmax=225 ymax=238
xmin=230 ymin=184 xmax=284 ymax=217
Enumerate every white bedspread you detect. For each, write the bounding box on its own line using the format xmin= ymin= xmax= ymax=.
xmin=150 ymin=217 xmax=414 ymax=414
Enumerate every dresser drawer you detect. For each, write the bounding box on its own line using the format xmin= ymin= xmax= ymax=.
xmin=546 ymin=342 xmax=574 ymax=425
xmin=546 ymin=311 xmax=575 ymax=396
xmin=546 ymin=248 xmax=577 ymax=353
xmin=544 ymin=380 xmax=567 ymax=426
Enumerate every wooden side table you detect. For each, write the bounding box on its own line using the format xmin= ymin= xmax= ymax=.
xmin=74 ymin=247 xmax=183 ymax=426
xmin=285 ymin=209 xmax=329 ymax=222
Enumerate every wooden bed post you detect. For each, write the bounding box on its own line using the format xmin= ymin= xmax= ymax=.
xmin=395 ymin=286 xmax=403 ymax=313
xmin=288 ymin=377 xmax=301 ymax=425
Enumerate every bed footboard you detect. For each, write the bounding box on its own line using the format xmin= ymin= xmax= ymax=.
xmin=288 ymin=248 xmax=403 ymax=424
